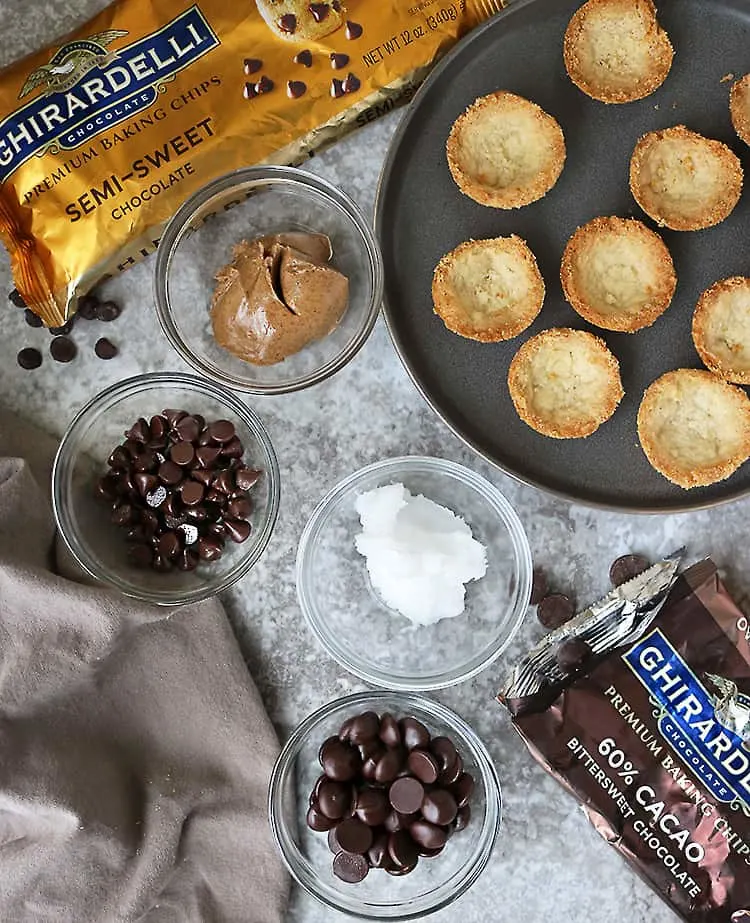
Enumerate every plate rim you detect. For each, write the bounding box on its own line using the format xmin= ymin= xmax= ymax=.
xmin=373 ymin=0 xmax=750 ymax=515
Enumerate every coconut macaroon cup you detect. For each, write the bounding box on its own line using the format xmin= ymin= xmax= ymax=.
xmin=432 ymin=236 xmax=545 ymax=342
xmin=692 ymin=277 xmax=750 ymax=384
xmin=730 ymin=74 xmax=750 ymax=147
xmin=637 ymin=369 xmax=750 ymax=488
xmin=629 ymin=126 xmax=743 ymax=231
xmin=563 ymin=0 xmax=674 ymax=104
xmin=507 ymin=327 xmax=624 ymax=439
xmin=560 ymin=217 xmax=676 ymax=332
xmin=446 ymin=91 xmax=566 ymax=209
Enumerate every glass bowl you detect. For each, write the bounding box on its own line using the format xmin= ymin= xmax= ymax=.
xmin=268 ymin=690 xmax=501 ymax=920
xmin=296 ymin=456 xmax=532 ymax=690
xmin=52 ymin=372 xmax=280 ymax=606
xmin=153 ymin=166 xmax=383 ymax=394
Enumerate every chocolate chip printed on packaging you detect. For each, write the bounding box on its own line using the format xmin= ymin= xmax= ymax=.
xmin=499 ymin=551 xmax=750 ymax=923
xmin=0 ymin=0 xmax=503 ymax=326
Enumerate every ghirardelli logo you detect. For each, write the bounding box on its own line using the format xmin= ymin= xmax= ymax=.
xmin=18 ymin=30 xmax=128 ymax=99
xmin=625 ymin=629 xmax=750 ymax=805
xmin=0 ymin=5 xmax=219 ymax=182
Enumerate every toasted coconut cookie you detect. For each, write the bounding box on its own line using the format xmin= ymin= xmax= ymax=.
xmin=446 ymin=91 xmax=566 ymax=209
xmin=508 ymin=328 xmax=624 ymax=438
xmin=730 ymin=74 xmax=750 ymax=146
xmin=560 ymin=216 xmax=676 ymax=332
xmin=432 ymin=236 xmax=545 ymax=342
xmin=563 ymin=0 xmax=673 ymax=103
xmin=692 ymin=277 xmax=750 ymax=384
xmin=637 ymin=369 xmax=750 ymax=488
xmin=629 ymin=126 xmax=743 ymax=231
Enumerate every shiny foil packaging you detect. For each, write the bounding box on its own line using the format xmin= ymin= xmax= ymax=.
xmin=500 ymin=556 xmax=750 ymax=923
xmin=0 ymin=0 xmax=503 ymax=325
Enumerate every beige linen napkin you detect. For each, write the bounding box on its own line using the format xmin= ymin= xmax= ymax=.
xmin=0 ymin=410 xmax=289 ymax=923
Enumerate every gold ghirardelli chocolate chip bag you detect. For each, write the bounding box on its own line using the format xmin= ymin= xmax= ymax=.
xmin=500 ymin=558 xmax=750 ymax=922
xmin=0 ymin=0 xmax=503 ymax=325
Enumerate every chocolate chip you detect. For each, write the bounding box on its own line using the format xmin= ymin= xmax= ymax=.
xmin=454 ymin=803 xmax=471 ymax=831
xmin=610 ymin=553 xmax=650 ymax=587
xmin=348 ymin=711 xmax=380 ymax=745
xmin=317 ymin=779 xmax=353 ymax=820
xmin=77 ymin=295 xmax=99 ymax=319
xmin=389 ymin=776 xmax=424 ymax=815
xmin=243 ymin=57 xmax=263 ymax=74
xmin=177 ymin=549 xmax=199 ymax=572
xmin=221 ymin=436 xmax=244 ymax=459
xmin=366 ymin=832 xmax=391 ymax=869
xmin=556 ymin=636 xmax=592 ymax=673
xmin=332 ymin=851 xmax=369 ymax=883
xmin=320 ymin=737 xmax=361 ymax=782
xmin=430 ymin=736 xmax=458 ymax=773
xmin=438 ymin=751 xmax=463 ymax=786
xmin=180 ymin=480 xmax=204 ymax=506
xmin=287 ymin=80 xmax=307 ymax=98
xmin=243 ymin=82 xmax=258 ymax=100
xmin=330 ymin=52 xmax=349 ymax=69
xmin=17 ymin=347 xmax=42 ymax=369
xmin=9 ymin=288 xmax=26 ymax=308
xmin=24 ymin=309 xmax=43 ymax=327
xmin=279 ymin=13 xmax=297 ymax=32
xmin=95 ymin=338 xmax=118 ymax=359
xmin=95 ymin=300 xmax=120 ymax=322
xmin=407 ymin=749 xmax=439 ymax=785
xmin=134 ymin=473 xmax=157 ymax=496
xmin=294 ymin=49 xmax=313 ymax=67
xmin=256 ymin=74 xmax=274 ymax=93
xmin=399 ymin=717 xmax=430 ymax=750
xmin=235 ymin=467 xmax=262 ymax=490
xmin=422 ymin=789 xmax=457 ymax=826
xmin=170 ymin=442 xmax=195 ymax=467
xmin=331 ymin=78 xmax=345 ymax=98
xmin=343 ymin=72 xmax=361 ymax=94
xmin=374 ymin=747 xmax=405 ymax=784
xmin=158 ymin=460 xmax=183 ymax=486
xmin=354 ymin=788 xmax=389 ymax=826
xmin=530 ymin=568 xmax=549 ymax=605
xmin=226 ymin=496 xmax=252 ymax=520
xmin=197 ymin=537 xmax=223 ymax=561
xmin=388 ymin=830 xmax=418 ymax=870
xmin=195 ymin=446 xmax=222 ymax=468
xmin=451 ymin=772 xmax=475 ymax=809
xmin=334 ymin=817 xmax=373 ymax=855
xmin=306 ymin=803 xmax=335 ymax=832
xmin=174 ymin=415 xmax=201 ymax=443
xmin=50 ymin=318 xmax=75 ymax=335
xmin=50 ymin=336 xmax=76 ymax=363
xmin=126 ymin=418 xmax=150 ymax=443
xmin=537 ymin=593 xmax=575 ymax=630
xmin=157 ymin=531 xmax=180 ymax=560
xmin=309 ymin=2 xmax=330 ymax=22
xmin=208 ymin=420 xmax=235 ymax=443
xmin=410 ymin=820 xmax=447 ymax=851
xmin=345 ymin=20 xmax=363 ymax=39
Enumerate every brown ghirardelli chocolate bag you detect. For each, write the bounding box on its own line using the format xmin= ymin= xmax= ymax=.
xmin=500 ymin=558 xmax=750 ymax=922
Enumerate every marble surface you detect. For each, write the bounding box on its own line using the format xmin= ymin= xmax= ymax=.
xmin=2 ymin=3 xmax=750 ymax=922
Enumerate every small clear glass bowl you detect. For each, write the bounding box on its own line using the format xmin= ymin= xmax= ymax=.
xmin=296 ymin=456 xmax=532 ymax=690
xmin=153 ymin=166 xmax=384 ymax=395
xmin=268 ymin=690 xmax=501 ymax=921
xmin=52 ymin=372 xmax=280 ymax=606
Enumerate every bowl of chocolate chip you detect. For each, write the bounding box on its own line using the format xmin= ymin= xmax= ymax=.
xmin=153 ymin=165 xmax=383 ymax=395
xmin=52 ymin=372 xmax=280 ymax=605
xmin=268 ymin=690 xmax=501 ymax=920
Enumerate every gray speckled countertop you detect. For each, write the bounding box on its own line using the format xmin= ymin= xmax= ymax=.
xmin=2 ymin=3 xmax=749 ymax=922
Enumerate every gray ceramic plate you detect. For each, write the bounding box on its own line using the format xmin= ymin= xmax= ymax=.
xmin=375 ymin=0 xmax=750 ymax=512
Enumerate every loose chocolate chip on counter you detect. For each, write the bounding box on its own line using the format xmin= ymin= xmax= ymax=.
xmin=50 ymin=318 xmax=75 ymax=335
xmin=279 ymin=13 xmax=297 ymax=33
xmin=330 ymin=52 xmax=349 ymax=69
xmin=287 ymin=80 xmax=307 ymax=98
xmin=243 ymin=57 xmax=263 ymax=74
xmin=345 ymin=20 xmax=363 ymax=39
xmin=556 ymin=636 xmax=592 ymax=673
xmin=330 ymin=78 xmax=345 ymax=98
xmin=96 ymin=300 xmax=121 ymax=322
xmin=9 ymin=288 xmax=26 ymax=307
xmin=24 ymin=309 xmax=43 ymax=328
xmin=309 ymin=2 xmax=330 ymax=22
xmin=332 ymin=851 xmax=369 ymax=883
xmin=17 ymin=347 xmax=42 ymax=370
xmin=243 ymin=82 xmax=258 ymax=100
xmin=610 ymin=553 xmax=651 ymax=587
xmin=537 ymin=593 xmax=575 ymax=630
xmin=530 ymin=568 xmax=549 ymax=605
xmin=77 ymin=295 xmax=100 ymax=319
xmin=294 ymin=49 xmax=313 ymax=67
xmin=95 ymin=338 xmax=118 ymax=359
xmin=342 ymin=72 xmax=361 ymax=94
xmin=50 ymin=336 xmax=76 ymax=363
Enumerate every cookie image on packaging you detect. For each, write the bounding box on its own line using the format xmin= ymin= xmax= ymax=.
xmin=255 ymin=0 xmax=346 ymax=42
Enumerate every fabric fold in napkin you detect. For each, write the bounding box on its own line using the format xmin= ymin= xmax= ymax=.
xmin=0 ymin=409 xmax=288 ymax=923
